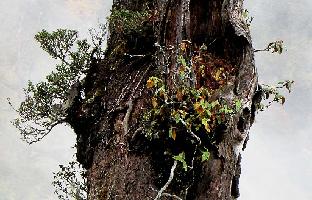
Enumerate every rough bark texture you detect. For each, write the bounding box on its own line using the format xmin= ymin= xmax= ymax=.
xmin=67 ymin=0 xmax=259 ymax=199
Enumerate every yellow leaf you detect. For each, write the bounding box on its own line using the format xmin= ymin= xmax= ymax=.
xmin=146 ymin=79 xmax=154 ymax=88
xmin=213 ymin=68 xmax=224 ymax=81
xmin=151 ymin=97 xmax=158 ymax=108
xmin=172 ymin=128 xmax=177 ymax=140
xmin=179 ymin=65 xmax=186 ymax=73
xmin=204 ymin=123 xmax=211 ymax=133
xmin=169 ymin=127 xmax=177 ymax=140
xmin=214 ymin=70 xmax=221 ymax=81
xmin=194 ymin=102 xmax=204 ymax=114
xmin=194 ymin=102 xmax=200 ymax=110
xmin=201 ymin=118 xmax=211 ymax=133
xmin=180 ymin=42 xmax=187 ymax=51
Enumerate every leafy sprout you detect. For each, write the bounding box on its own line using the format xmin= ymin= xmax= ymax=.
xmin=257 ymin=80 xmax=294 ymax=111
xmin=242 ymin=9 xmax=254 ymax=27
xmin=254 ymin=40 xmax=285 ymax=54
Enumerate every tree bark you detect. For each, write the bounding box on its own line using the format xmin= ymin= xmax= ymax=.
xmin=67 ymin=0 xmax=259 ymax=199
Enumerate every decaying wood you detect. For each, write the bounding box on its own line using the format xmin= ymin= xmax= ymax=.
xmin=67 ymin=0 xmax=258 ymax=199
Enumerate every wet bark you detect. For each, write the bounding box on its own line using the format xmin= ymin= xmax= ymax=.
xmin=67 ymin=0 xmax=258 ymax=199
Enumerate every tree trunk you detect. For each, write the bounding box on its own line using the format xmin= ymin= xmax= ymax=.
xmin=67 ymin=0 xmax=259 ymax=199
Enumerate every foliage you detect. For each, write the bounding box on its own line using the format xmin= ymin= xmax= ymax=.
xmin=108 ymin=8 xmax=149 ymax=35
xmin=144 ymin=39 xmax=293 ymax=172
xmin=242 ymin=9 xmax=254 ymax=27
xmin=173 ymin=152 xmax=188 ymax=172
xmin=257 ymin=80 xmax=294 ymax=111
xmin=52 ymin=161 xmax=87 ymax=200
xmin=144 ymin=76 xmax=240 ymax=139
xmin=143 ymin=42 xmax=244 ymax=170
xmin=255 ymin=40 xmax=284 ymax=54
xmin=201 ymin=148 xmax=210 ymax=162
xmin=9 ymin=26 xmax=106 ymax=144
xmin=268 ymin=41 xmax=284 ymax=54
xmin=253 ymin=38 xmax=293 ymax=110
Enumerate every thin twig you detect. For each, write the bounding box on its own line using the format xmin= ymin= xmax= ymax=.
xmin=124 ymin=53 xmax=146 ymax=58
xmin=131 ymin=127 xmax=143 ymax=140
xmin=180 ymin=119 xmax=201 ymax=145
xmin=254 ymin=47 xmax=269 ymax=53
xmin=154 ymin=160 xmax=178 ymax=200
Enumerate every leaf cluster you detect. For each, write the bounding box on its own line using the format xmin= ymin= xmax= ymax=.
xmin=255 ymin=40 xmax=284 ymax=54
xmin=143 ymin=44 xmax=243 ymax=170
xmin=257 ymin=80 xmax=294 ymax=111
xmin=10 ymin=27 xmax=106 ymax=144
xmin=144 ymin=76 xmax=241 ymax=141
xmin=52 ymin=161 xmax=87 ymax=200
xmin=242 ymin=9 xmax=254 ymax=27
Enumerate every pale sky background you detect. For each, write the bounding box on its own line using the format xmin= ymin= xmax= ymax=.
xmin=0 ymin=0 xmax=311 ymax=199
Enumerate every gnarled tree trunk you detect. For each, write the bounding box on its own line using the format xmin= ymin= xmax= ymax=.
xmin=67 ymin=0 xmax=259 ymax=199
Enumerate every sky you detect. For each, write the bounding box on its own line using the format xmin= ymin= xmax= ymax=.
xmin=0 ymin=0 xmax=311 ymax=199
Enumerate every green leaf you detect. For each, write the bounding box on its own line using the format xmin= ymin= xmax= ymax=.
xmin=199 ymin=99 xmax=207 ymax=108
xmin=201 ymin=118 xmax=209 ymax=126
xmin=235 ymin=99 xmax=242 ymax=112
xmin=220 ymin=105 xmax=231 ymax=114
xmin=173 ymin=152 xmax=188 ymax=171
xmin=173 ymin=112 xmax=181 ymax=124
xmin=211 ymin=100 xmax=219 ymax=108
xmin=178 ymin=55 xmax=187 ymax=67
xmin=201 ymin=148 xmax=210 ymax=162
xmin=206 ymin=109 xmax=212 ymax=117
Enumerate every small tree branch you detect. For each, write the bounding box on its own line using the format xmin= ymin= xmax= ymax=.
xmin=154 ymin=160 xmax=178 ymax=200
xmin=180 ymin=119 xmax=201 ymax=145
xmin=124 ymin=53 xmax=146 ymax=58
xmin=131 ymin=127 xmax=143 ymax=140
xmin=254 ymin=48 xmax=269 ymax=53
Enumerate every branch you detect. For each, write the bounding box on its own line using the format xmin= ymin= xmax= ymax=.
xmin=154 ymin=160 xmax=178 ymax=200
xmin=254 ymin=48 xmax=269 ymax=53
xmin=131 ymin=127 xmax=143 ymax=140
xmin=124 ymin=53 xmax=146 ymax=58
xmin=26 ymin=119 xmax=64 ymax=144
xmin=180 ymin=119 xmax=201 ymax=145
